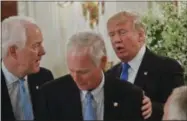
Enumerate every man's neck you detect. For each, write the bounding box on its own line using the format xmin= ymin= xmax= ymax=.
xmin=3 ymin=58 xmax=26 ymax=78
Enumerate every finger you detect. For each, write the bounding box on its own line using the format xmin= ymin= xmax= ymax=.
xmin=144 ymin=112 xmax=151 ymax=119
xmin=142 ymin=106 xmax=152 ymax=117
xmin=142 ymin=97 xmax=149 ymax=104
xmin=142 ymin=90 xmax=145 ymax=96
xmin=141 ymin=99 xmax=151 ymax=110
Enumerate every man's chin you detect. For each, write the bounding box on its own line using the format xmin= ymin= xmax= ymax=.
xmin=117 ymin=54 xmax=130 ymax=61
xmin=77 ymin=85 xmax=89 ymax=91
xmin=117 ymin=54 xmax=126 ymax=60
xmin=31 ymin=67 xmax=40 ymax=73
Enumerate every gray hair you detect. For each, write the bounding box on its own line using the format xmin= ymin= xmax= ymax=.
xmin=66 ymin=31 xmax=107 ymax=66
xmin=1 ymin=16 xmax=37 ymax=58
xmin=167 ymin=86 xmax=187 ymax=120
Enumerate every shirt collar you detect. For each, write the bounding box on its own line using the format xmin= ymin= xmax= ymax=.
xmin=128 ymin=44 xmax=146 ymax=71
xmin=2 ymin=61 xmax=27 ymax=85
xmin=81 ymin=71 xmax=105 ymax=103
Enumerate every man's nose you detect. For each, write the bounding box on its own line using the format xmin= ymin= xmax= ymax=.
xmin=72 ymin=72 xmax=80 ymax=81
xmin=113 ymin=34 xmax=122 ymax=43
xmin=39 ymin=46 xmax=46 ymax=56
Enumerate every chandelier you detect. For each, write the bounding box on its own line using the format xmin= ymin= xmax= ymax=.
xmin=82 ymin=1 xmax=105 ymax=29
xmin=58 ymin=1 xmax=105 ymax=29
xmin=58 ymin=1 xmax=73 ymax=8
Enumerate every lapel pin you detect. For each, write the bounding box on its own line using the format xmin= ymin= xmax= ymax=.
xmin=113 ymin=102 xmax=118 ymax=107
xmin=144 ymin=72 xmax=148 ymax=75
xmin=36 ymin=86 xmax=39 ymax=90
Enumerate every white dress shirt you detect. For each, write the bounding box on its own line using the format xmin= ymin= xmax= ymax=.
xmin=2 ymin=61 xmax=33 ymax=120
xmin=127 ymin=44 xmax=146 ymax=84
xmin=80 ymin=71 xmax=105 ymax=120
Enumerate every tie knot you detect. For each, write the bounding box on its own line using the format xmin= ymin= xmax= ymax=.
xmin=19 ymin=78 xmax=25 ymax=84
xmin=122 ymin=63 xmax=130 ymax=71
xmin=86 ymin=91 xmax=94 ymax=101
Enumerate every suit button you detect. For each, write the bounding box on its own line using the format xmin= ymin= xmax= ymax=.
xmin=36 ymin=86 xmax=39 ymax=90
xmin=144 ymin=72 xmax=148 ymax=75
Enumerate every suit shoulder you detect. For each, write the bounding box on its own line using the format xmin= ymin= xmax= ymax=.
xmin=121 ymin=81 xmax=143 ymax=96
xmin=158 ymin=55 xmax=183 ymax=72
xmin=107 ymin=76 xmax=143 ymax=97
xmin=40 ymin=74 xmax=72 ymax=92
xmin=105 ymin=63 xmax=121 ymax=75
xmin=39 ymin=67 xmax=53 ymax=74
xmin=147 ymin=50 xmax=183 ymax=72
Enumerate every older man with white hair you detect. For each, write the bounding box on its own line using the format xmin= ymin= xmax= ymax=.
xmin=163 ymin=86 xmax=187 ymax=120
xmin=1 ymin=16 xmax=54 ymax=120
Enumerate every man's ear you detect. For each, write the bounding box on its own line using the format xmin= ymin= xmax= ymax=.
xmin=100 ymin=56 xmax=107 ymax=70
xmin=8 ymin=45 xmax=18 ymax=59
xmin=138 ymin=28 xmax=145 ymax=43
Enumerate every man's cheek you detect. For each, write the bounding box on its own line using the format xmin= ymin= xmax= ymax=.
xmin=30 ymin=52 xmax=39 ymax=60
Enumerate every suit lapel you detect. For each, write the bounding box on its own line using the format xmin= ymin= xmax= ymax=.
xmin=28 ymin=74 xmax=42 ymax=119
xmin=27 ymin=76 xmax=35 ymax=117
xmin=134 ymin=48 xmax=153 ymax=89
xmin=115 ymin=63 xmax=122 ymax=78
xmin=27 ymin=75 xmax=36 ymax=101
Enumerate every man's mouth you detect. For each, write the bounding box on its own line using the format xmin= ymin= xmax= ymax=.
xmin=36 ymin=59 xmax=40 ymax=62
xmin=35 ymin=59 xmax=41 ymax=65
xmin=115 ymin=46 xmax=125 ymax=53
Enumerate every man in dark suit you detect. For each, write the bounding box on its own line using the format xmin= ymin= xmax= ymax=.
xmin=1 ymin=16 xmax=54 ymax=120
xmin=106 ymin=11 xmax=184 ymax=120
xmin=38 ymin=32 xmax=144 ymax=120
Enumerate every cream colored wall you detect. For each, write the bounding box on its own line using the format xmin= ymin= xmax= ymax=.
xmin=18 ymin=1 xmax=149 ymax=79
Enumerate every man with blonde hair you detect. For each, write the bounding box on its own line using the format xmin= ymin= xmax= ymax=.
xmin=163 ymin=86 xmax=187 ymax=120
xmin=1 ymin=16 xmax=54 ymax=120
xmin=106 ymin=11 xmax=184 ymax=120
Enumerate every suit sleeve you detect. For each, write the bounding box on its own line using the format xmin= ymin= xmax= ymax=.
xmin=130 ymin=86 xmax=144 ymax=120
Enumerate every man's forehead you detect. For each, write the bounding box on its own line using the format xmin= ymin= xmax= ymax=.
xmin=26 ymin=24 xmax=41 ymax=33
xmin=107 ymin=21 xmax=130 ymax=32
xmin=68 ymin=47 xmax=90 ymax=56
xmin=108 ymin=14 xmax=130 ymax=24
xmin=25 ymin=27 xmax=42 ymax=44
xmin=108 ymin=20 xmax=131 ymax=30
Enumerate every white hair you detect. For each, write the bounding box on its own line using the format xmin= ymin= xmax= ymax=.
xmin=1 ymin=16 xmax=37 ymax=58
xmin=167 ymin=86 xmax=187 ymax=120
xmin=66 ymin=31 xmax=107 ymax=66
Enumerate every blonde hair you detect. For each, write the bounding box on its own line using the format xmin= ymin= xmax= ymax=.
xmin=107 ymin=11 xmax=145 ymax=31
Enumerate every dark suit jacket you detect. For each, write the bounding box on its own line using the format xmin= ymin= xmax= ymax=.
xmin=37 ymin=74 xmax=144 ymax=121
xmin=1 ymin=67 xmax=54 ymax=120
xmin=106 ymin=48 xmax=184 ymax=120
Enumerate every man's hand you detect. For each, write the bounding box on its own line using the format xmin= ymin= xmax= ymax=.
xmin=142 ymin=95 xmax=152 ymax=119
